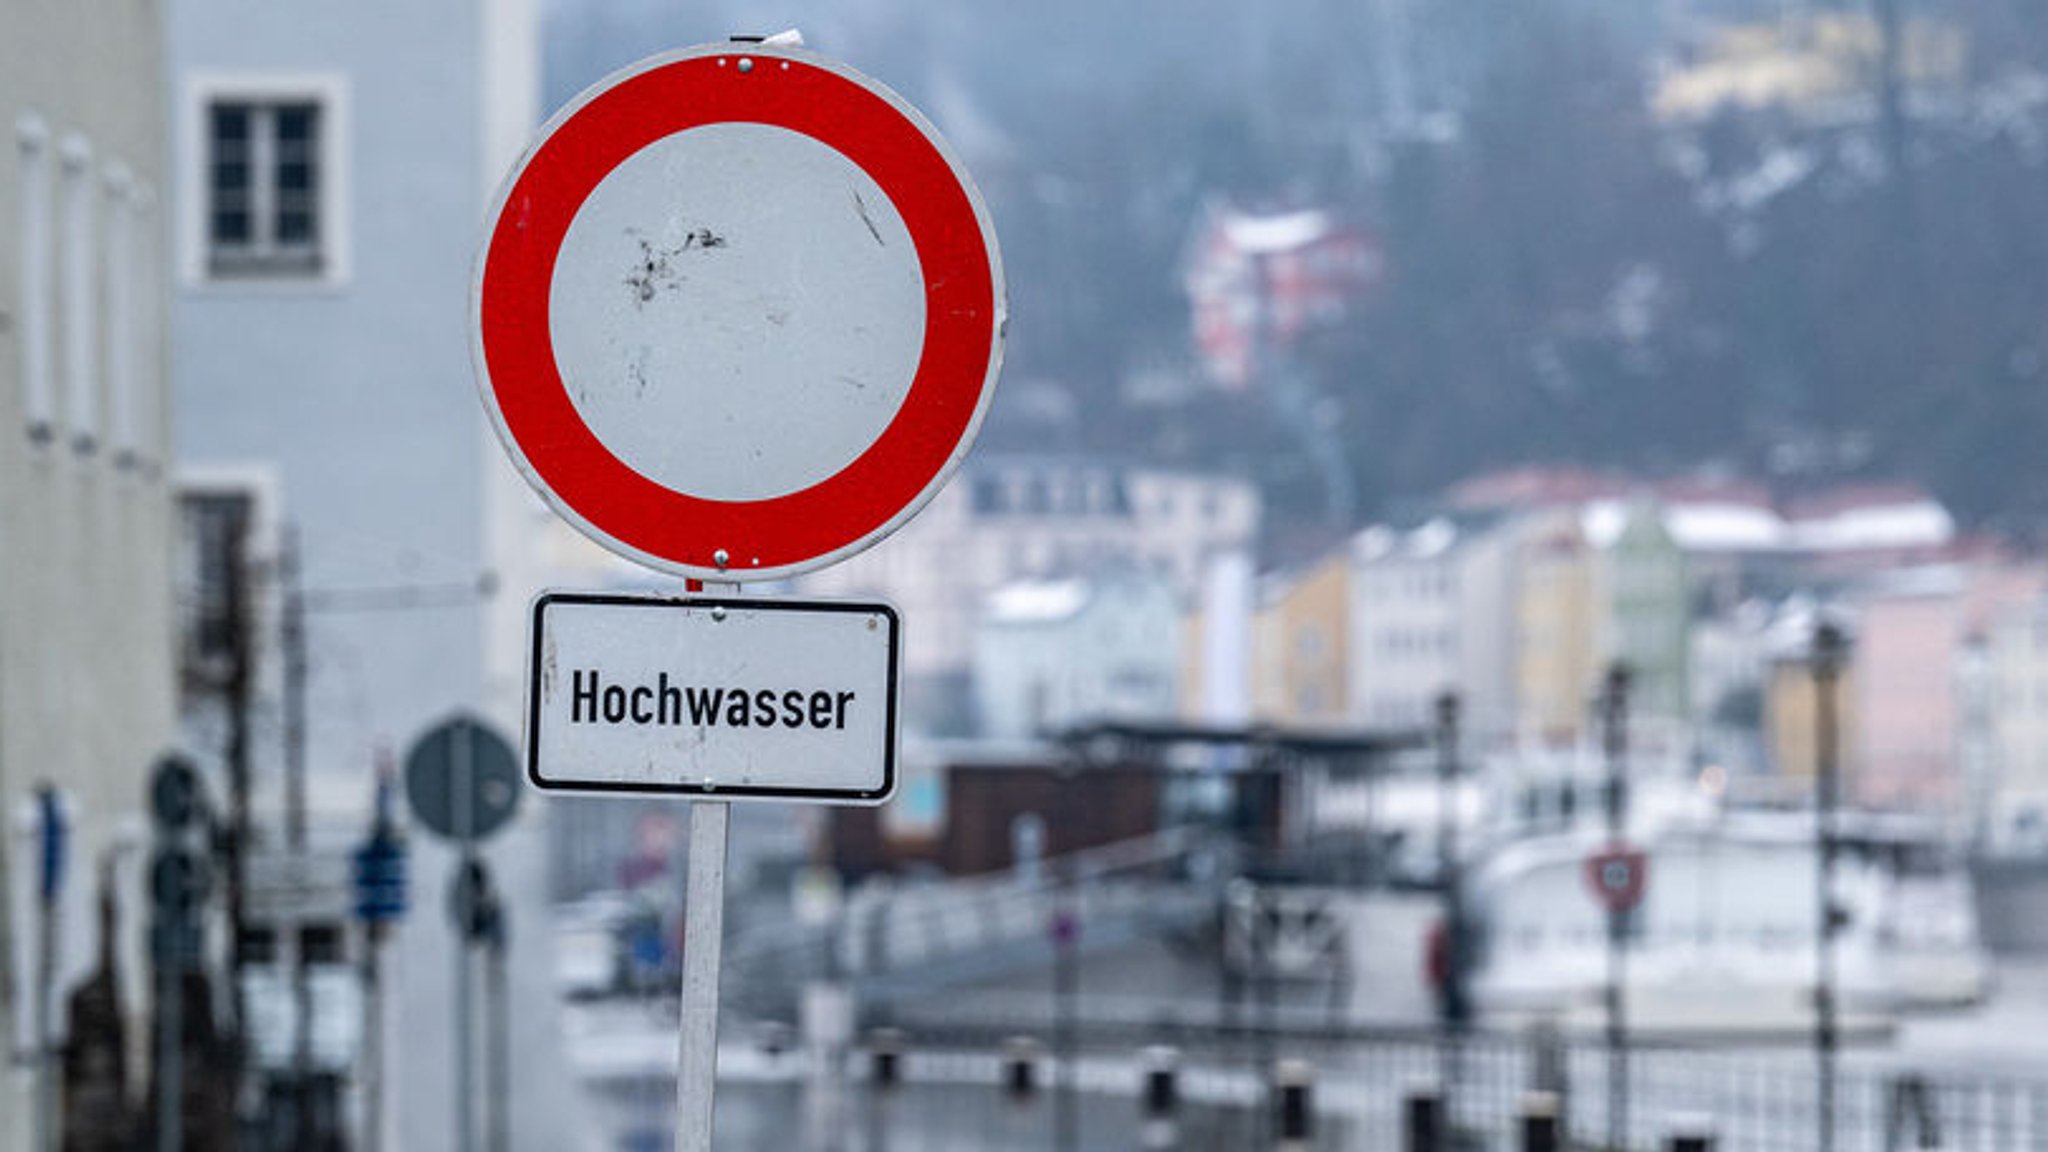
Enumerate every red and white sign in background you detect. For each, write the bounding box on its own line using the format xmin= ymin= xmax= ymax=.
xmin=472 ymin=42 xmax=1006 ymax=581
xmin=1585 ymin=843 xmax=1649 ymax=914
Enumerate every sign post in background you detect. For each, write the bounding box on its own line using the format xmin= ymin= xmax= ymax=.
xmin=474 ymin=31 xmax=1004 ymax=1152
xmin=404 ymin=716 xmax=521 ymax=1152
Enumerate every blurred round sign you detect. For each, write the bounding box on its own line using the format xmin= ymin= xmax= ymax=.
xmin=403 ymin=716 xmax=522 ymax=843
xmin=1584 ymin=843 xmax=1648 ymax=914
xmin=471 ymin=40 xmax=1005 ymax=581
xmin=150 ymin=753 xmax=204 ymax=831
xmin=150 ymin=848 xmax=211 ymax=911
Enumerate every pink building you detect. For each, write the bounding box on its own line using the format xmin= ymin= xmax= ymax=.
xmin=1853 ymin=561 xmax=2046 ymax=810
xmin=1855 ymin=573 xmax=1965 ymax=808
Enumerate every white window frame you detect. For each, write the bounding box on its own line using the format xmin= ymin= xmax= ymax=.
xmin=181 ymin=72 xmax=351 ymax=288
xmin=131 ymin=182 xmax=162 ymax=472
xmin=16 ymin=113 xmax=55 ymax=442
xmin=59 ymin=132 xmax=96 ymax=454
xmin=104 ymin=162 xmax=138 ymax=466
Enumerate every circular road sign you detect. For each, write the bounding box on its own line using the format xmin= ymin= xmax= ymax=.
xmin=150 ymin=753 xmax=204 ymax=832
xmin=403 ymin=716 xmax=523 ymax=843
xmin=472 ymin=41 xmax=1006 ymax=582
xmin=1584 ymin=844 xmax=1648 ymax=914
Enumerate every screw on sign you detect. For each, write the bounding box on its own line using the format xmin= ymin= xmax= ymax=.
xmin=471 ymin=40 xmax=1005 ymax=581
xmin=1585 ymin=844 xmax=1649 ymax=913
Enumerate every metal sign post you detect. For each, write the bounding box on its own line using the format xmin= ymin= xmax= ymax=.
xmin=351 ymin=764 xmax=407 ymax=1152
xmin=482 ymin=888 xmax=510 ymax=1152
xmin=454 ymin=722 xmax=477 ymax=1152
xmin=672 ymin=579 xmax=740 ymax=1152
xmin=147 ymin=754 xmax=208 ymax=1152
xmin=1432 ymin=693 xmax=1465 ymax=1115
xmin=1812 ymin=621 xmax=1850 ymax=1152
xmin=34 ymin=784 xmax=65 ymax=1152
xmin=402 ymin=716 xmax=521 ymax=1152
xmin=676 ymin=799 xmax=730 ymax=1152
xmin=1599 ymin=665 xmax=1632 ymax=1152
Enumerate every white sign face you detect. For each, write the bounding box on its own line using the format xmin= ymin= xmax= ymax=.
xmin=548 ymin=122 xmax=926 ymax=504
xmin=527 ymin=592 xmax=898 ymax=803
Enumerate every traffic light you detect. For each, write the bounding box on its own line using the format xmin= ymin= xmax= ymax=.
xmin=147 ymin=755 xmax=213 ymax=970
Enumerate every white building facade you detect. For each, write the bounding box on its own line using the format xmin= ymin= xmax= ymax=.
xmin=1348 ymin=520 xmax=1463 ymax=728
xmin=3 ymin=3 xmax=176 ymax=1147
xmin=973 ymin=575 xmax=1183 ymax=739
xmin=1347 ymin=516 xmax=1518 ymax=744
xmin=1986 ymin=595 xmax=2048 ymax=851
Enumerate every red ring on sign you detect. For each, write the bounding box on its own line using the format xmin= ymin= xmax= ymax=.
xmin=477 ymin=52 xmax=998 ymax=576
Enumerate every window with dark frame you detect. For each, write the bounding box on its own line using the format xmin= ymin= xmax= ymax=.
xmin=179 ymin=489 xmax=253 ymax=683
xmin=207 ymin=98 xmax=323 ymax=277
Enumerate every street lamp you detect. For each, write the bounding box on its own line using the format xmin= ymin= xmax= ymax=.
xmin=1599 ymin=664 xmax=1632 ymax=1152
xmin=1810 ymin=616 xmax=1851 ymax=1152
xmin=1433 ymin=692 xmax=1466 ymax=1119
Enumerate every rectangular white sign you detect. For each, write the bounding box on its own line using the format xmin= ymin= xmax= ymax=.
xmin=527 ymin=591 xmax=899 ymax=803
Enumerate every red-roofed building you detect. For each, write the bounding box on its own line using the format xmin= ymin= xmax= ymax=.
xmin=1447 ymin=465 xmax=1635 ymax=512
xmin=1184 ymin=204 xmax=1384 ymax=389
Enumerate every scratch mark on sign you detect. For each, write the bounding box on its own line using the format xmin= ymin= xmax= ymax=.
xmin=628 ymin=350 xmax=651 ymax=399
xmin=623 ymin=227 xmax=728 ymax=306
xmin=851 ymin=189 xmax=885 ymax=247
xmin=624 ymin=233 xmax=670 ymax=305
xmin=540 ymin=634 xmax=558 ymax=701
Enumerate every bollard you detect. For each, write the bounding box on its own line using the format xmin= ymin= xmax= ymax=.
xmin=1405 ymin=1087 xmax=1443 ymax=1152
xmin=1887 ymin=1074 xmax=1942 ymax=1150
xmin=1528 ymin=1016 xmax=1568 ymax=1096
xmin=758 ymin=1020 xmax=794 ymax=1060
xmin=1273 ymin=1060 xmax=1315 ymax=1149
xmin=866 ymin=1028 xmax=904 ymax=1090
xmin=1002 ymin=1036 xmax=1040 ymax=1102
xmin=1139 ymin=1046 xmax=1180 ymax=1150
xmin=1520 ymin=1091 xmax=1561 ymax=1152
xmin=1668 ymin=1123 xmax=1716 ymax=1152
xmin=1141 ymin=1045 xmax=1179 ymax=1119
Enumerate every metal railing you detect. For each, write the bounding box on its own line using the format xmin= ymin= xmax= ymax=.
xmin=829 ymin=1020 xmax=2048 ymax=1151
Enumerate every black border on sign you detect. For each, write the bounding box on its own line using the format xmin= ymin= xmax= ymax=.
xmin=526 ymin=590 xmax=900 ymax=805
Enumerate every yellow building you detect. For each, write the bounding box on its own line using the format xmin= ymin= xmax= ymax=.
xmin=1251 ymin=549 xmax=1351 ymax=724
xmin=1766 ymin=647 xmax=1860 ymax=786
xmin=1655 ymin=12 xmax=1967 ymax=122
xmin=1514 ymin=513 xmax=1601 ymax=745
